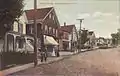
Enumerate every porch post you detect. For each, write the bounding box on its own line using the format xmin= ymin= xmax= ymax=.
xmin=0 ymin=53 xmax=2 ymax=70
xmin=13 ymin=35 xmax=16 ymax=52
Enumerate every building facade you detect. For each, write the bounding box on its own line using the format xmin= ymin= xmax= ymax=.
xmin=25 ymin=7 xmax=60 ymax=56
xmin=84 ymin=31 xmax=96 ymax=48
xmin=12 ymin=7 xmax=60 ymax=56
xmin=58 ymin=27 xmax=69 ymax=51
xmin=59 ymin=23 xmax=78 ymax=52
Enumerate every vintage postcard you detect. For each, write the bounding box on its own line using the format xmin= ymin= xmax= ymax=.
xmin=0 ymin=0 xmax=120 ymax=76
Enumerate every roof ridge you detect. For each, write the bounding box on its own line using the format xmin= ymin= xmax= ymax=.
xmin=25 ymin=7 xmax=53 ymax=11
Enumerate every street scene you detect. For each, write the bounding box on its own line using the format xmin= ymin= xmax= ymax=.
xmin=0 ymin=0 xmax=120 ymax=76
xmin=10 ymin=47 xmax=120 ymax=76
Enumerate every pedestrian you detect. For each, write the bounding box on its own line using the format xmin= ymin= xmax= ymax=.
xmin=44 ymin=47 xmax=47 ymax=62
xmin=38 ymin=48 xmax=43 ymax=62
xmin=55 ymin=46 xmax=59 ymax=57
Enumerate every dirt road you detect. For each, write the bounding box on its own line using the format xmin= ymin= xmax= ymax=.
xmin=10 ymin=47 xmax=120 ymax=76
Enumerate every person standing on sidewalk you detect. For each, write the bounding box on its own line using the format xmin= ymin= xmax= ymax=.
xmin=44 ymin=47 xmax=47 ymax=62
xmin=55 ymin=46 xmax=60 ymax=57
xmin=38 ymin=48 xmax=43 ymax=62
xmin=40 ymin=46 xmax=48 ymax=62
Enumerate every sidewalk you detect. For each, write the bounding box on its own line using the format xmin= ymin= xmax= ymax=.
xmin=1 ymin=49 xmax=96 ymax=76
xmin=2 ymin=56 xmax=67 ymax=76
xmin=59 ymin=51 xmax=74 ymax=56
xmin=2 ymin=51 xmax=74 ymax=76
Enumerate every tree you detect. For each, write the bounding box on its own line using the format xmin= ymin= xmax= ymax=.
xmin=117 ymin=28 xmax=120 ymax=37
xmin=117 ymin=28 xmax=120 ymax=44
xmin=81 ymin=29 xmax=88 ymax=45
xmin=111 ymin=33 xmax=117 ymax=45
xmin=0 ymin=0 xmax=24 ymax=30
xmin=111 ymin=29 xmax=120 ymax=45
xmin=117 ymin=28 xmax=120 ymax=33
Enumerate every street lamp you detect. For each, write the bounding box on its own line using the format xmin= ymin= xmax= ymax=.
xmin=77 ymin=19 xmax=84 ymax=52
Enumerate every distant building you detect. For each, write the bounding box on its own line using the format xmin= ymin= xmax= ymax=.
xmin=58 ymin=23 xmax=78 ymax=52
xmin=58 ymin=24 xmax=69 ymax=51
xmin=84 ymin=31 xmax=96 ymax=47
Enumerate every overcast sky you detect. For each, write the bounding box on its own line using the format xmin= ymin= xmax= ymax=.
xmin=24 ymin=0 xmax=120 ymax=38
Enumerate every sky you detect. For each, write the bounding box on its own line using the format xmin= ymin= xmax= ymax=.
xmin=24 ymin=0 xmax=120 ymax=38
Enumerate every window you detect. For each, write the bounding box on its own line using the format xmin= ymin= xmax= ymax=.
xmin=49 ymin=14 xmax=52 ymax=19
xmin=30 ymin=25 xmax=34 ymax=34
xmin=49 ymin=27 xmax=52 ymax=33
xmin=45 ymin=25 xmax=48 ymax=33
xmin=52 ymin=15 xmax=55 ymax=20
xmin=7 ymin=34 xmax=14 ymax=51
xmin=56 ymin=30 xmax=58 ymax=37
xmin=53 ymin=28 xmax=55 ymax=34
xmin=16 ymin=37 xmax=25 ymax=49
xmin=18 ymin=23 xmax=23 ymax=34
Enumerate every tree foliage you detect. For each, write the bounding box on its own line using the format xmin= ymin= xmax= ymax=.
xmin=111 ymin=28 xmax=120 ymax=45
xmin=81 ymin=30 xmax=88 ymax=44
xmin=0 ymin=0 xmax=24 ymax=26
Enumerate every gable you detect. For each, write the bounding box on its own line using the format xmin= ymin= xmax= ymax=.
xmin=43 ymin=8 xmax=60 ymax=28
xmin=25 ymin=7 xmax=60 ymax=27
xmin=25 ymin=7 xmax=53 ymax=21
xmin=60 ymin=25 xmax=75 ymax=33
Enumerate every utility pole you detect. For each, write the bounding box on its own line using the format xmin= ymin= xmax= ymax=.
xmin=33 ymin=0 xmax=38 ymax=67
xmin=77 ymin=19 xmax=84 ymax=52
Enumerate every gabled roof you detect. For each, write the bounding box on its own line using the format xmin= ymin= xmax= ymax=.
xmin=25 ymin=7 xmax=53 ymax=21
xmin=60 ymin=25 xmax=75 ymax=33
xmin=58 ymin=27 xmax=69 ymax=38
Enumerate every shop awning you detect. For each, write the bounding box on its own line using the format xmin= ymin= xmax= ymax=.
xmin=44 ymin=35 xmax=59 ymax=45
xmin=62 ymin=39 xmax=69 ymax=42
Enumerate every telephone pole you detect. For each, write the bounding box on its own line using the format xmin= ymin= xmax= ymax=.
xmin=34 ymin=0 xmax=38 ymax=67
xmin=77 ymin=19 xmax=84 ymax=52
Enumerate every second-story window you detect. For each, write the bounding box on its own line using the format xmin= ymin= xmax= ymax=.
xmin=45 ymin=25 xmax=48 ymax=33
xmin=53 ymin=15 xmax=55 ymax=20
xmin=49 ymin=14 xmax=52 ymax=19
xmin=56 ymin=30 xmax=58 ymax=37
xmin=49 ymin=27 xmax=52 ymax=34
xmin=53 ymin=28 xmax=55 ymax=34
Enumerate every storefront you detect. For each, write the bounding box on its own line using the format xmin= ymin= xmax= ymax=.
xmin=44 ymin=35 xmax=59 ymax=56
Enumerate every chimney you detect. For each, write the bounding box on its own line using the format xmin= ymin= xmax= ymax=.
xmin=64 ymin=22 xmax=66 ymax=26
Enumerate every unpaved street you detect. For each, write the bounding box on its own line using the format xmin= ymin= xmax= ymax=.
xmin=10 ymin=48 xmax=120 ymax=76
